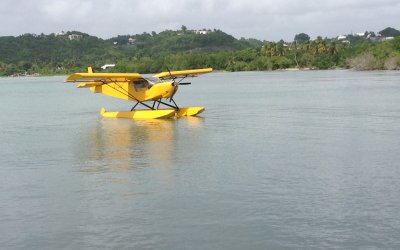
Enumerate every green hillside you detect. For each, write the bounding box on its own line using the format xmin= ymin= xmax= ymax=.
xmin=0 ymin=27 xmax=399 ymax=76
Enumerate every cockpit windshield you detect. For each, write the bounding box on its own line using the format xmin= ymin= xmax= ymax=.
xmin=146 ymin=77 xmax=162 ymax=85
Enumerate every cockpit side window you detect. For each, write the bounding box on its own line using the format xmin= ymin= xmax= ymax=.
xmin=132 ymin=79 xmax=150 ymax=91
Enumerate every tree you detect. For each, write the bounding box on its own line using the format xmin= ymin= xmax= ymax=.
xmin=379 ymin=27 xmax=400 ymax=37
xmin=294 ymin=33 xmax=310 ymax=43
xmin=181 ymin=25 xmax=187 ymax=33
xmin=348 ymin=52 xmax=380 ymax=70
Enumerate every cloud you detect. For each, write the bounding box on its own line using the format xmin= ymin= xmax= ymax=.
xmin=0 ymin=0 xmax=399 ymax=41
xmin=40 ymin=0 xmax=93 ymax=21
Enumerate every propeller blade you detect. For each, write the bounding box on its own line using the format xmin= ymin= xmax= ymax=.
xmin=166 ymin=67 xmax=176 ymax=82
xmin=166 ymin=67 xmax=178 ymax=102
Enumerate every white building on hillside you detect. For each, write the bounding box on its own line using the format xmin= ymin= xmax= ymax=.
xmin=193 ymin=29 xmax=210 ymax=35
xmin=68 ymin=34 xmax=82 ymax=40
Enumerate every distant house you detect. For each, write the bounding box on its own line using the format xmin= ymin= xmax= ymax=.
xmin=128 ymin=38 xmax=136 ymax=45
xmin=337 ymin=35 xmax=347 ymax=40
xmin=55 ymin=31 xmax=66 ymax=36
xmin=68 ymin=34 xmax=82 ymax=40
xmin=192 ymin=29 xmax=210 ymax=35
xmin=354 ymin=32 xmax=365 ymax=37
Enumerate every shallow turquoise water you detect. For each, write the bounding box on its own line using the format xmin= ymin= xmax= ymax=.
xmin=1 ymin=70 xmax=400 ymax=249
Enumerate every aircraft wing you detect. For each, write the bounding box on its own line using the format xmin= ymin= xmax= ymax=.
xmin=154 ymin=68 xmax=213 ymax=80
xmin=65 ymin=72 xmax=143 ymax=83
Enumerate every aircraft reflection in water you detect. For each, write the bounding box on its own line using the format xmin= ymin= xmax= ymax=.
xmin=80 ymin=117 xmax=204 ymax=173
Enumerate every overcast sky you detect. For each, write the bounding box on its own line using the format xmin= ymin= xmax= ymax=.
xmin=1 ymin=0 xmax=399 ymax=41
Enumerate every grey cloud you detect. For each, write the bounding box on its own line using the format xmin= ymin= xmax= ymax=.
xmin=0 ymin=0 xmax=399 ymax=41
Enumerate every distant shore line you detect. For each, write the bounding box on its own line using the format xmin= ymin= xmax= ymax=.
xmin=3 ymin=67 xmax=400 ymax=78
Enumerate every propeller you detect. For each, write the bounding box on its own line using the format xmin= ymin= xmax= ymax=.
xmin=164 ymin=67 xmax=176 ymax=102
xmin=166 ymin=67 xmax=191 ymax=102
xmin=166 ymin=67 xmax=175 ymax=82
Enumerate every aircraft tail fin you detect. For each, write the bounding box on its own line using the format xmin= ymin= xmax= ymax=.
xmin=87 ymin=66 xmax=93 ymax=74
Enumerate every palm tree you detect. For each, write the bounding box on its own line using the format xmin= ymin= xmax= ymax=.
xmin=261 ymin=42 xmax=276 ymax=57
xmin=327 ymin=42 xmax=338 ymax=55
xmin=275 ymin=43 xmax=285 ymax=56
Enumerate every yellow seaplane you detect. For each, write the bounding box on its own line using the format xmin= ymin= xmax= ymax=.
xmin=65 ymin=67 xmax=213 ymax=119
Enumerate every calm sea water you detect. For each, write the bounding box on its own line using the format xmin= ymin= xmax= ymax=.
xmin=1 ymin=70 xmax=400 ymax=249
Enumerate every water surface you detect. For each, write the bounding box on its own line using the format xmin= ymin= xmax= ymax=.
xmin=1 ymin=70 xmax=400 ymax=249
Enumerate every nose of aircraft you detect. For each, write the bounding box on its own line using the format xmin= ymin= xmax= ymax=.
xmin=171 ymin=84 xmax=179 ymax=98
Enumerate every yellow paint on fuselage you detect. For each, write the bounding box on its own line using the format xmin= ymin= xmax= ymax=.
xmin=90 ymin=80 xmax=176 ymax=102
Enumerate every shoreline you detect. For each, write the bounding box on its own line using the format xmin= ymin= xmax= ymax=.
xmin=2 ymin=68 xmax=399 ymax=78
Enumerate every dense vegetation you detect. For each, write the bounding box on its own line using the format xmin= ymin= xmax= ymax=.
xmin=0 ymin=27 xmax=399 ymax=76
